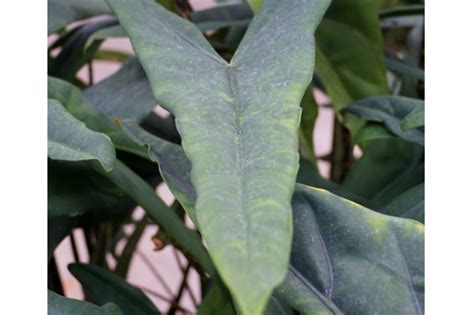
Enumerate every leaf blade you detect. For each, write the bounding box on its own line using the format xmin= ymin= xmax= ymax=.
xmin=107 ymin=0 xmax=330 ymax=312
xmin=48 ymin=99 xmax=116 ymax=171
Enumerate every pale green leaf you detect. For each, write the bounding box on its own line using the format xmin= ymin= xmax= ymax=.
xmin=48 ymin=290 xmax=122 ymax=315
xmin=69 ymin=263 xmax=160 ymax=315
xmin=401 ymin=105 xmax=425 ymax=130
xmin=107 ymin=0 xmax=330 ymax=312
xmin=48 ymin=98 xmax=116 ymax=171
xmin=352 ymin=122 xmax=396 ymax=145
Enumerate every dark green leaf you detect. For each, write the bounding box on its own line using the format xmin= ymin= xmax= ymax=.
xmin=107 ymin=0 xmax=331 ymax=312
xmin=385 ymin=52 xmax=425 ymax=81
xmin=69 ymin=263 xmax=159 ymax=314
xmin=49 ymin=17 xmax=117 ymax=82
xmin=48 ymin=216 xmax=78 ymax=260
xmin=282 ymin=185 xmax=424 ymax=314
xmin=48 ymin=290 xmax=122 ymax=315
xmin=315 ymin=0 xmax=389 ymax=111
xmin=48 ymin=160 xmax=124 ymax=218
xmin=343 ymin=96 xmax=424 ymax=146
xmin=299 ymin=85 xmax=318 ymax=161
xmin=48 ymin=99 xmax=116 ymax=171
xmin=342 ymin=138 xmax=424 ymax=207
xmin=380 ymin=183 xmax=424 ymax=223
xmin=84 ymin=58 xmax=157 ymax=122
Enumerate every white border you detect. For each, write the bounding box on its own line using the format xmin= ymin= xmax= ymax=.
xmin=426 ymin=0 xmax=474 ymax=313
xmin=0 ymin=0 xmax=47 ymax=313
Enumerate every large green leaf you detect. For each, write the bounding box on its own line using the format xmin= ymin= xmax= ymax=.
xmin=84 ymin=58 xmax=157 ymax=122
xmin=107 ymin=0 xmax=330 ymax=313
xmin=277 ymin=185 xmax=424 ymax=314
xmin=48 ymin=290 xmax=122 ymax=315
xmin=121 ymin=126 xmax=424 ymax=314
xmin=48 ymin=0 xmax=111 ymax=35
xmin=48 ymin=98 xmax=116 ymax=171
xmin=69 ymin=263 xmax=160 ymax=315
xmin=343 ymin=96 xmax=424 ymax=146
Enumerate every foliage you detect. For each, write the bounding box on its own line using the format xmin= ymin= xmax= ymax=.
xmin=48 ymin=0 xmax=424 ymax=314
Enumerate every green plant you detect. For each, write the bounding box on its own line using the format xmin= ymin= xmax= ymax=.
xmin=48 ymin=0 xmax=424 ymax=314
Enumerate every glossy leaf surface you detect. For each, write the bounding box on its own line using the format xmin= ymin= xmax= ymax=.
xmin=107 ymin=0 xmax=330 ymax=312
xmin=48 ymin=99 xmax=116 ymax=171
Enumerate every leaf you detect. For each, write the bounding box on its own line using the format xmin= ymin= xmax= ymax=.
xmin=264 ymin=297 xmax=294 ymax=315
xmin=380 ymin=183 xmax=424 ymax=223
xmin=385 ymin=52 xmax=425 ymax=81
xmin=48 ymin=290 xmax=122 ymax=315
xmin=84 ymin=24 xmax=125 ymax=52
xmin=114 ymin=216 xmax=148 ymax=278
xmin=69 ymin=263 xmax=159 ymax=315
xmin=48 ymin=160 xmax=124 ymax=218
xmin=48 ymin=216 xmax=78 ymax=260
xmin=84 ymin=58 xmax=157 ymax=122
xmin=107 ymin=0 xmax=331 ymax=312
xmin=198 ymin=278 xmax=236 ymax=315
xmin=352 ymin=122 xmax=396 ymax=145
xmin=299 ymin=85 xmax=318 ymax=161
xmin=49 ymin=17 xmax=118 ymax=82
xmin=315 ymin=0 xmax=389 ymax=111
xmin=281 ymin=185 xmax=424 ymax=314
xmin=121 ymin=122 xmax=197 ymax=224
xmin=120 ymin=127 xmax=424 ymax=314
xmin=343 ymin=96 xmax=424 ymax=146
xmin=401 ymin=104 xmax=425 ymax=130
xmin=342 ymin=138 xmax=424 ymax=207
xmin=48 ymin=99 xmax=116 ymax=171
xmin=48 ymin=76 xmax=148 ymax=158
xmin=190 ymin=4 xmax=253 ymax=32
xmin=48 ymin=0 xmax=111 ymax=34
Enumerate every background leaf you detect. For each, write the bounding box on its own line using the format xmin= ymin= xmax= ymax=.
xmin=343 ymin=96 xmax=424 ymax=145
xmin=48 ymin=290 xmax=122 ymax=315
xmin=69 ymin=263 xmax=159 ymax=314
xmin=48 ymin=0 xmax=111 ymax=34
xmin=48 ymin=98 xmax=116 ymax=171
